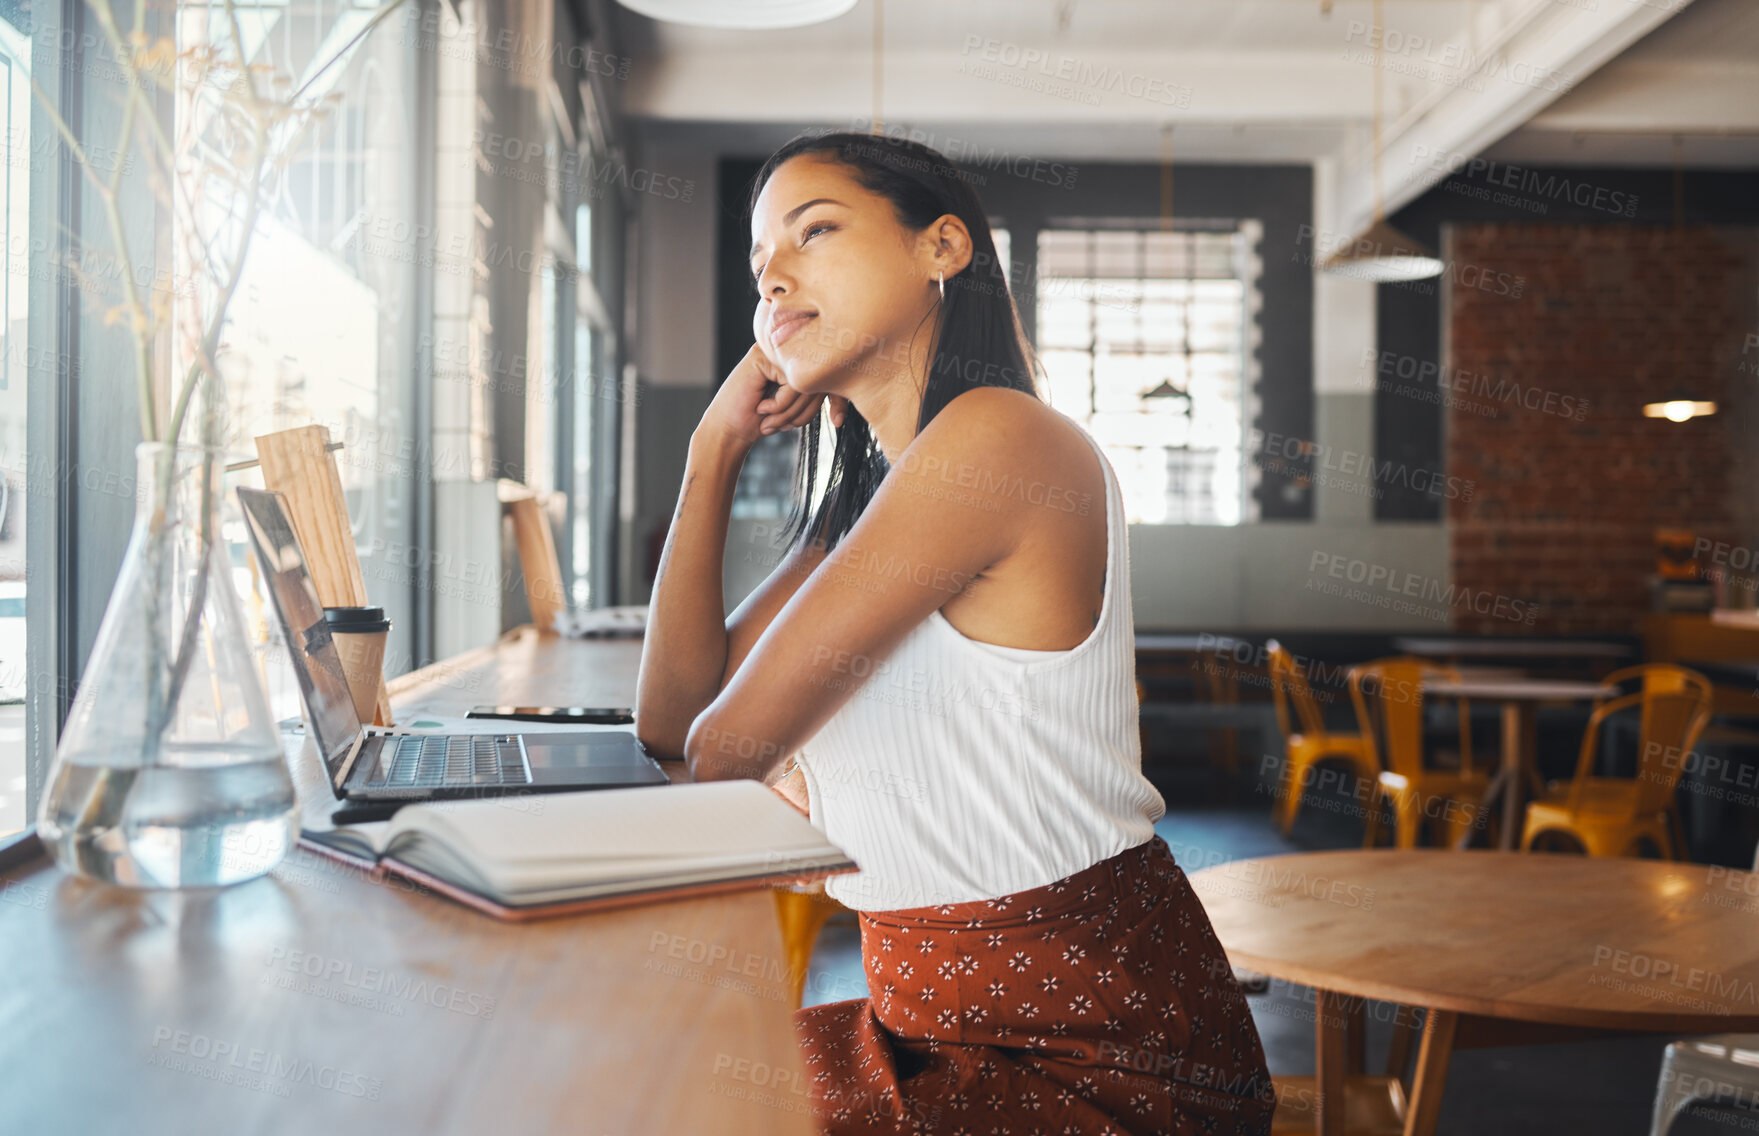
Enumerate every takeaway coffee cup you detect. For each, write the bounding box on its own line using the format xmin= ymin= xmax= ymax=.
xmin=323 ymin=606 xmax=391 ymax=725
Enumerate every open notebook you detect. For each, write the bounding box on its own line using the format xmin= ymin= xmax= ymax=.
xmin=298 ymin=780 xmax=857 ymax=921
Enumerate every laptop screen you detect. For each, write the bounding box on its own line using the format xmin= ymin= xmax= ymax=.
xmin=237 ymin=487 xmax=366 ymax=780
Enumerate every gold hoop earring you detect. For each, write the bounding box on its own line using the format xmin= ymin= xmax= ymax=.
xmin=937 ymin=271 xmax=945 ymax=301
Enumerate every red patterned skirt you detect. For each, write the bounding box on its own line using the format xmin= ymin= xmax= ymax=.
xmin=793 ymin=834 xmax=1276 ymax=1135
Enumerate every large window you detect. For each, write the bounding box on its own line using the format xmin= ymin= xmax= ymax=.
xmin=172 ymin=0 xmax=419 ymax=712
xmin=571 ymin=189 xmax=613 ymax=607
xmin=1036 ymin=222 xmax=1262 ymax=525
xmin=0 ymin=6 xmax=26 ymax=835
xmin=11 ymin=0 xmax=626 ymax=830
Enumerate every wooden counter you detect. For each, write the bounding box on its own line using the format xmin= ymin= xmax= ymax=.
xmin=0 ymin=628 xmax=815 ymax=1135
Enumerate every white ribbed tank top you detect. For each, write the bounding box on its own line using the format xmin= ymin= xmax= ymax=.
xmin=793 ymin=413 xmax=1166 ymax=911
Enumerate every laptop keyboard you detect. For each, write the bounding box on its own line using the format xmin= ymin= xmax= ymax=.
xmin=360 ymin=735 xmax=532 ymax=789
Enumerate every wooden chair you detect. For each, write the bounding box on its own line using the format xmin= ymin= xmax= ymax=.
xmin=1520 ymin=672 xmax=1713 ymax=859
xmin=1265 ymin=640 xmax=1378 ymax=837
xmin=1349 ymin=658 xmax=1490 ymax=849
xmin=254 ymin=424 xmax=393 ymax=726
xmin=499 ymin=482 xmax=567 ymax=633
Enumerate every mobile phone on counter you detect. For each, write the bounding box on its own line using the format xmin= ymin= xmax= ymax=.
xmin=466 ymin=706 xmax=635 ymax=725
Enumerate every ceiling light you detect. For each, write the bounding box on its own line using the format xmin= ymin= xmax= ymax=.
xmin=1321 ymin=0 xmax=1443 ymax=283
xmin=1320 ymin=218 xmax=1446 ymax=282
xmin=613 ymin=0 xmax=858 ymax=28
xmin=1641 ymin=137 xmax=1717 ymax=422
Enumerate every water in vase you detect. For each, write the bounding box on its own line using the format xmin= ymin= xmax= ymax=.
xmin=37 ymin=443 xmax=301 ymax=889
xmin=40 ymin=750 xmax=298 ymax=887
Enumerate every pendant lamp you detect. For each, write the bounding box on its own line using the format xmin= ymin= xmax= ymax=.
xmin=1321 ymin=0 xmax=1444 ymax=282
xmin=1144 ymin=124 xmax=1194 ymax=409
xmin=1641 ymin=136 xmax=1717 ymax=422
xmin=613 ymin=0 xmax=857 ymax=29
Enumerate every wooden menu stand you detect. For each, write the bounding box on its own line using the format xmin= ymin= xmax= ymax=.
xmin=253 ymin=424 xmax=394 ymax=727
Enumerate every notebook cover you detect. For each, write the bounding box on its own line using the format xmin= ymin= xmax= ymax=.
xmin=378 ymin=857 xmax=860 ymax=922
xmin=294 ymin=831 xmax=858 ymax=921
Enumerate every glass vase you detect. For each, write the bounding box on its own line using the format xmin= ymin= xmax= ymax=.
xmin=37 ymin=442 xmax=298 ymax=887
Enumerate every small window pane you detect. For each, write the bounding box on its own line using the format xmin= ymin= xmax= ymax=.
xmin=1036 ymin=225 xmax=1259 ymax=525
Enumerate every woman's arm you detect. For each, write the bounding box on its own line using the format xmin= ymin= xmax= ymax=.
xmin=633 ymin=430 xmax=749 ymax=760
xmin=684 ymin=387 xmax=1028 ymax=783
xmin=634 ymin=342 xmax=842 ymax=760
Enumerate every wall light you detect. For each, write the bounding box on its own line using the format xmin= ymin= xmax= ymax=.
xmin=1643 ymin=395 xmax=1717 ymax=423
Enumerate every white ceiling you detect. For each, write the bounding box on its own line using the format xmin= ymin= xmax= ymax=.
xmin=614 ymin=0 xmax=1480 ymax=58
xmin=1491 ymin=0 xmax=1759 ymax=166
xmin=609 ymin=0 xmax=1757 ymax=232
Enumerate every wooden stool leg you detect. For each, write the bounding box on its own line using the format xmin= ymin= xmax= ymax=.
xmin=1316 ymin=989 xmax=1349 ymax=1136
xmin=1495 ymin=703 xmax=1523 ymax=850
xmin=1385 ymin=1005 xmax=1420 ymax=1083
xmin=1343 ymin=996 xmax=1366 ymax=1076
xmin=1403 ymin=1008 xmax=1458 ymax=1136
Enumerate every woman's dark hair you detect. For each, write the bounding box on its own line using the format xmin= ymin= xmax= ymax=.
xmin=744 ymin=130 xmax=1045 ymax=557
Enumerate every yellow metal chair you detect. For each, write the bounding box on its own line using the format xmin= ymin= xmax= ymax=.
xmin=772 ymin=885 xmax=846 ymax=1008
xmin=1349 ymin=659 xmax=1489 ymax=849
xmin=770 ymin=755 xmax=849 ymax=1009
xmin=1266 ymin=640 xmax=1378 ymax=837
xmin=1595 ymin=664 xmax=1714 ymax=854
xmin=1521 ymin=669 xmax=1712 ymax=859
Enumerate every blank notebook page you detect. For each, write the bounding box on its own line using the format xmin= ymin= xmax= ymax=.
xmin=390 ymin=779 xmax=841 ymax=893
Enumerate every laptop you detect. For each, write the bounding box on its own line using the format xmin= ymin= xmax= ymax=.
xmin=236 ymin=487 xmax=670 ymax=818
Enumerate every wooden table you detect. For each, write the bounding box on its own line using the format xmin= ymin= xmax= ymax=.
xmin=1134 ymin=634 xmax=1261 ymax=779
xmin=1392 ymin=636 xmax=1634 ymax=662
xmin=1190 ymin=850 xmax=1759 ymax=1136
xmin=1137 ymin=633 xmax=1253 ymax=654
xmin=1422 ymin=677 xmax=1607 ymax=850
xmin=0 ymin=628 xmax=815 ymax=1135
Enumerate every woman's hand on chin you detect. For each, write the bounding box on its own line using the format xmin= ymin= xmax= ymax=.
xmin=698 ymin=343 xmax=847 ymax=452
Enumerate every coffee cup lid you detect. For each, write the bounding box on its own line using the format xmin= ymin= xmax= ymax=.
xmin=324 ymin=606 xmax=390 ymax=633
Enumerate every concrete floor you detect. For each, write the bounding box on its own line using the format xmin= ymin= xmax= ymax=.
xmin=800 ymin=774 xmax=1695 ymax=1134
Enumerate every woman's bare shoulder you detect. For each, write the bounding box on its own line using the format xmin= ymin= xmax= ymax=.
xmin=929 ymin=387 xmax=1103 ymax=495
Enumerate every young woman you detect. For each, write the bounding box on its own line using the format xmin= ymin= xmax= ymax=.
xmin=635 ymin=131 xmax=1274 ymax=1135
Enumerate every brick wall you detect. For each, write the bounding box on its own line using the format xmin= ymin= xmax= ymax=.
xmin=1446 ymin=224 xmax=1759 ymax=634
